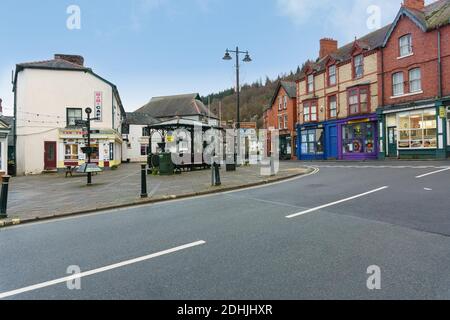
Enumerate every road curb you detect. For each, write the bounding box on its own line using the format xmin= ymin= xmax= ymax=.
xmin=0 ymin=168 xmax=315 ymax=228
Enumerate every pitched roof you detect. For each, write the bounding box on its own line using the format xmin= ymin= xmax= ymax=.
xmin=14 ymin=55 xmax=126 ymax=116
xmin=124 ymin=112 xmax=160 ymax=126
xmin=297 ymin=24 xmax=392 ymax=81
xmin=135 ymin=93 xmax=219 ymax=119
xmin=383 ymin=0 xmax=450 ymax=46
xmin=268 ymin=81 xmax=297 ymax=109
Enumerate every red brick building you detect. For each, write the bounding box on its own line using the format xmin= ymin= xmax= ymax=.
xmin=378 ymin=0 xmax=450 ymax=159
xmin=263 ymin=81 xmax=297 ymax=159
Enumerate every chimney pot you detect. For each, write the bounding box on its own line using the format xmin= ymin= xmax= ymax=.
xmin=319 ymin=38 xmax=338 ymax=59
xmin=54 ymin=54 xmax=84 ymax=66
xmin=403 ymin=0 xmax=425 ymax=11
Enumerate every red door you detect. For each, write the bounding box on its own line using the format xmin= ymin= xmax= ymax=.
xmin=44 ymin=141 xmax=57 ymax=170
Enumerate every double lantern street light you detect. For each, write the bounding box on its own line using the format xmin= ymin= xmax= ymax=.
xmin=222 ymin=47 xmax=252 ymax=167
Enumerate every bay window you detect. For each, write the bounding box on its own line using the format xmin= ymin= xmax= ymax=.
xmin=398 ymin=109 xmax=437 ymax=149
xmin=348 ymin=87 xmax=370 ymax=115
xmin=354 ymin=55 xmax=364 ymax=79
xmin=399 ymin=34 xmax=412 ymax=57
xmin=392 ymin=72 xmax=404 ymax=96
xmin=328 ymin=95 xmax=337 ymax=118
xmin=328 ymin=65 xmax=336 ymax=86
xmin=303 ymin=101 xmax=317 ymax=122
xmin=409 ymin=68 xmax=422 ymax=93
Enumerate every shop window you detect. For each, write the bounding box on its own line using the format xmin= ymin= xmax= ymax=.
xmin=353 ymin=55 xmax=364 ymax=79
xmin=65 ymin=144 xmax=79 ymax=160
xmin=409 ymin=68 xmax=422 ymax=93
xmin=328 ymin=65 xmax=336 ymax=86
xmin=342 ymin=123 xmax=376 ymax=154
xmin=141 ymin=144 xmax=149 ymax=156
xmin=67 ymin=108 xmax=82 ymax=127
xmin=328 ymin=95 xmax=337 ymax=118
xmin=392 ymin=72 xmax=404 ymax=96
xmin=399 ymin=34 xmax=412 ymax=57
xmin=348 ymin=87 xmax=370 ymax=115
xmin=301 ymin=129 xmax=324 ymax=155
xmin=398 ymin=109 xmax=437 ymax=149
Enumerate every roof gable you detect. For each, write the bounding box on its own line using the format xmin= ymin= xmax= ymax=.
xmin=268 ymin=81 xmax=296 ymax=109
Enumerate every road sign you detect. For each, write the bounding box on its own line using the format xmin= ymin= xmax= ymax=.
xmin=77 ymin=163 xmax=103 ymax=173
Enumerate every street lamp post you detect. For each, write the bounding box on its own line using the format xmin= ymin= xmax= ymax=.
xmin=223 ymin=47 xmax=252 ymax=167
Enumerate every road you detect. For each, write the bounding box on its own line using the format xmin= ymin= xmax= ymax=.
xmin=1 ymin=160 xmax=450 ymax=300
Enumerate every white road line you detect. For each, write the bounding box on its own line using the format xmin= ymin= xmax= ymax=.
xmin=286 ymin=186 xmax=389 ymax=219
xmin=0 ymin=240 xmax=206 ymax=300
xmin=415 ymin=168 xmax=450 ymax=179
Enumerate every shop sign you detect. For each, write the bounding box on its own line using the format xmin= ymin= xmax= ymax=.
xmin=347 ymin=118 xmax=370 ymax=125
xmin=439 ymin=106 xmax=446 ymax=119
xmin=94 ymin=91 xmax=103 ymax=122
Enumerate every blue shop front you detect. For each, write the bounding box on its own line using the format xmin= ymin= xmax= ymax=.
xmin=297 ymin=121 xmax=339 ymax=160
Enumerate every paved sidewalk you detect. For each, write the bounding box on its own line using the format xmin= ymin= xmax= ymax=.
xmin=3 ymin=162 xmax=310 ymax=224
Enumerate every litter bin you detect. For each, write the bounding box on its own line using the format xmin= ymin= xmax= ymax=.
xmin=159 ymin=153 xmax=174 ymax=176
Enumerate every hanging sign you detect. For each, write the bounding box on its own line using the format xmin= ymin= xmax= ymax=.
xmin=94 ymin=91 xmax=103 ymax=122
xmin=439 ymin=106 xmax=446 ymax=119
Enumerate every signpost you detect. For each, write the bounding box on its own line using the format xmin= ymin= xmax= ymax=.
xmin=79 ymin=108 xmax=102 ymax=185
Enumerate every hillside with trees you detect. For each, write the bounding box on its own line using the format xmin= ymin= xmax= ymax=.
xmin=202 ymin=67 xmax=304 ymax=128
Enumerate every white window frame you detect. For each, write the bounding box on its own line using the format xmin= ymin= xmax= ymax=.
xmin=328 ymin=65 xmax=336 ymax=86
xmin=303 ymin=106 xmax=311 ymax=122
xmin=392 ymin=72 xmax=404 ymax=96
xmin=409 ymin=68 xmax=422 ymax=93
xmin=278 ymin=96 xmax=282 ymax=111
xmin=283 ymin=95 xmax=288 ymax=110
xmin=354 ymin=55 xmax=364 ymax=79
xmin=397 ymin=109 xmax=437 ymax=150
xmin=310 ymin=105 xmax=318 ymax=122
xmin=329 ymin=95 xmax=337 ymax=118
xmin=399 ymin=34 xmax=413 ymax=57
xmin=284 ymin=114 xmax=288 ymax=129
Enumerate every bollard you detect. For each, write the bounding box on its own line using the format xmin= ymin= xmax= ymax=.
xmin=0 ymin=176 xmax=11 ymax=218
xmin=214 ymin=162 xmax=221 ymax=186
xmin=141 ymin=164 xmax=148 ymax=198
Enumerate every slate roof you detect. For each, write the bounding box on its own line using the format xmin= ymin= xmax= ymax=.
xmin=135 ymin=93 xmax=219 ymax=119
xmin=124 ymin=112 xmax=160 ymax=126
xmin=268 ymin=81 xmax=297 ymax=109
xmin=297 ymin=24 xmax=392 ymax=81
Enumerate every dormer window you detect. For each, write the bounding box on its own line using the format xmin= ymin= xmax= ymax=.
xmin=307 ymin=74 xmax=314 ymax=93
xmin=399 ymin=34 xmax=412 ymax=57
xmin=354 ymin=54 xmax=364 ymax=79
xmin=328 ymin=65 xmax=336 ymax=86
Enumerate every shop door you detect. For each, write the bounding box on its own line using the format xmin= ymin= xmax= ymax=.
xmin=44 ymin=141 xmax=57 ymax=170
xmin=327 ymin=125 xmax=338 ymax=159
xmin=387 ymin=127 xmax=397 ymax=157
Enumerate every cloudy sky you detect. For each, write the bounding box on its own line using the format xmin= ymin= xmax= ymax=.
xmin=0 ymin=0 xmax=433 ymax=115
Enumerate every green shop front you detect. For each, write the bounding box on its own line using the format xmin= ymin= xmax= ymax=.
xmin=378 ymin=100 xmax=449 ymax=159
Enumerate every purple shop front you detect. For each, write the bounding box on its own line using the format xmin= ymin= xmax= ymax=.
xmin=337 ymin=114 xmax=379 ymax=160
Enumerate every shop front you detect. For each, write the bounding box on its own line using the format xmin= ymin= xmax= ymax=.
xmin=337 ymin=115 xmax=378 ymax=160
xmin=279 ymin=134 xmax=292 ymax=160
xmin=58 ymin=128 xmax=122 ymax=171
xmin=297 ymin=123 xmax=325 ymax=160
xmin=379 ymin=102 xmax=447 ymax=159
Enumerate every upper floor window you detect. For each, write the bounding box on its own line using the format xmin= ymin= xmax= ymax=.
xmin=409 ymin=68 xmax=422 ymax=93
xmin=348 ymin=87 xmax=369 ymax=115
xmin=67 ymin=108 xmax=82 ymax=127
xmin=283 ymin=96 xmax=288 ymax=110
xmin=142 ymin=127 xmax=150 ymax=137
xmin=328 ymin=95 xmax=337 ymax=118
xmin=354 ymin=55 xmax=364 ymax=79
xmin=284 ymin=114 xmax=288 ymax=129
xmin=278 ymin=96 xmax=282 ymax=111
xmin=303 ymin=102 xmax=317 ymax=122
xmin=278 ymin=115 xmax=283 ymax=129
xmin=399 ymin=34 xmax=412 ymax=57
xmin=392 ymin=72 xmax=404 ymax=96
xmin=328 ymin=65 xmax=337 ymax=86
xmin=307 ymin=74 xmax=314 ymax=93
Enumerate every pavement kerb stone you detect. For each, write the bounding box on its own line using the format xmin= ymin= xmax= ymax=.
xmin=0 ymin=169 xmax=313 ymax=228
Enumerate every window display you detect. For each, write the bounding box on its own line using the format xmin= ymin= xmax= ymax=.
xmin=65 ymin=144 xmax=79 ymax=160
xmin=301 ymin=129 xmax=324 ymax=155
xmin=342 ymin=122 xmax=376 ymax=154
xmin=398 ymin=109 xmax=436 ymax=149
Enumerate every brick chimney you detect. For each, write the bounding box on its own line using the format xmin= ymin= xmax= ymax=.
xmin=54 ymin=54 xmax=84 ymax=66
xmin=319 ymin=38 xmax=338 ymax=59
xmin=403 ymin=0 xmax=425 ymax=11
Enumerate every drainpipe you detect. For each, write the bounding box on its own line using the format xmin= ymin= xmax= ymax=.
xmin=437 ymin=27 xmax=442 ymax=99
xmin=13 ymin=69 xmax=17 ymax=176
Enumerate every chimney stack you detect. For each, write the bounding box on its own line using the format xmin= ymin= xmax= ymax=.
xmin=403 ymin=0 xmax=425 ymax=11
xmin=54 ymin=54 xmax=84 ymax=66
xmin=319 ymin=38 xmax=338 ymax=59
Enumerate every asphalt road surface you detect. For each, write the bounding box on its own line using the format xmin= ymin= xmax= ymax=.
xmin=1 ymin=161 xmax=450 ymax=300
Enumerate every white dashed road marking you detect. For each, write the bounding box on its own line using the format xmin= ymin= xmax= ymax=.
xmin=415 ymin=168 xmax=450 ymax=179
